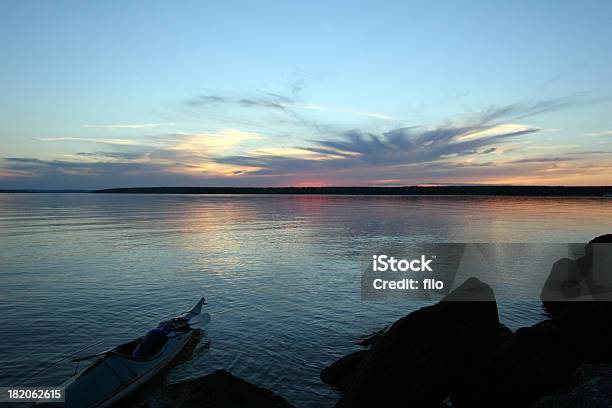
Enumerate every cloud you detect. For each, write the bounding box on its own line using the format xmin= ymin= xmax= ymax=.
xmin=333 ymin=108 xmax=393 ymax=120
xmin=183 ymin=91 xmax=394 ymax=121
xmin=509 ymin=156 xmax=577 ymax=164
xmin=162 ymin=129 xmax=262 ymax=155
xmin=75 ymin=151 xmax=145 ymax=160
xmin=35 ymin=130 xmax=262 ymax=156
xmin=215 ymin=123 xmax=539 ymax=176
xmin=6 ymin=129 xmax=264 ymax=183
xmin=238 ymin=94 xmax=289 ymax=111
xmin=184 ymin=95 xmax=228 ymax=106
xmin=476 ymin=93 xmax=611 ymax=124
xmin=0 ymin=170 xmax=28 ymax=178
xmin=3 ymin=157 xmax=158 ymax=171
xmin=293 ymin=103 xmax=394 ymax=120
xmin=3 ymin=131 xmax=263 ymax=181
xmin=453 ymin=124 xmax=533 ymax=142
xmin=36 ymin=137 xmax=140 ymax=146
xmin=422 ymin=161 xmax=496 ymax=169
xmin=247 ymin=147 xmax=345 ymax=161
xmin=584 ymin=130 xmax=612 ymax=137
xmin=184 ymin=92 xmax=292 ymax=111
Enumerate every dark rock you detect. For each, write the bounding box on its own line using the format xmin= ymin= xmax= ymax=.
xmin=541 ymin=234 xmax=612 ymax=316
xmin=497 ymin=323 xmax=513 ymax=345
xmin=465 ymin=234 xmax=612 ymax=406
xmin=321 ymin=350 xmax=368 ymax=390
xmin=541 ymin=257 xmax=587 ymax=316
xmin=529 ymin=364 xmax=612 ymax=408
xmin=337 ymin=277 xmax=499 ymax=408
xmin=144 ymin=369 xmax=294 ymax=408
xmin=454 ymin=305 xmax=612 ymax=408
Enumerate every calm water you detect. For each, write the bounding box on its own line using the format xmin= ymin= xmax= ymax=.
xmin=1 ymin=194 xmax=612 ymax=407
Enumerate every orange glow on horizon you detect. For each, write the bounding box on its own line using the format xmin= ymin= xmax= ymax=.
xmin=291 ymin=179 xmax=333 ymax=187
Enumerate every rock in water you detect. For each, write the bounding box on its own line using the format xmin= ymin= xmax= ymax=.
xmin=541 ymin=234 xmax=612 ymax=316
xmin=321 ymin=350 xmax=369 ymax=391
xmin=540 ymin=257 xmax=587 ymax=316
xmin=337 ymin=277 xmax=499 ymax=408
xmin=529 ymin=364 xmax=612 ymax=408
xmin=145 ymin=369 xmax=295 ymax=408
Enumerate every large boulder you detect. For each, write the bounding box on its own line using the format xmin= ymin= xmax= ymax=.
xmin=541 ymin=234 xmax=612 ymax=316
xmin=337 ymin=277 xmax=499 ymax=408
xmin=529 ymin=364 xmax=612 ymax=408
xmin=454 ymin=304 xmax=612 ymax=408
xmin=321 ymin=350 xmax=368 ymax=391
xmin=541 ymin=257 xmax=588 ymax=315
xmin=144 ymin=369 xmax=295 ymax=408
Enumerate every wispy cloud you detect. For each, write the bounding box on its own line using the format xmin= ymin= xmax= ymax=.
xmin=509 ymin=156 xmax=577 ymax=164
xmin=184 ymin=91 xmax=394 ymax=121
xmin=26 ymin=130 xmax=257 ymax=178
xmin=584 ymin=130 xmax=612 ymax=137
xmin=294 ymin=103 xmax=394 ymax=120
xmin=36 ymin=137 xmax=140 ymax=146
xmin=184 ymin=95 xmax=227 ymax=106
xmin=475 ymin=93 xmax=611 ymax=124
xmin=215 ymin=123 xmax=539 ymax=175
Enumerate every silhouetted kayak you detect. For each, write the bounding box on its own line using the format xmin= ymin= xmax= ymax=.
xmin=61 ymin=298 xmax=209 ymax=408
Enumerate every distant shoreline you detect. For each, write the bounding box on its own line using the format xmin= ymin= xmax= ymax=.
xmin=4 ymin=186 xmax=609 ymax=196
xmin=94 ymin=186 xmax=612 ymax=196
xmin=2 ymin=186 xmax=612 ymax=196
xmin=0 ymin=189 xmax=91 ymax=193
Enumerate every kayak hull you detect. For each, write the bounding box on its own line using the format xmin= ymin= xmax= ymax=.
xmin=62 ymin=298 xmax=205 ymax=408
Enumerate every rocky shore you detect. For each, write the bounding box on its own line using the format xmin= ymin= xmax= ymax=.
xmin=321 ymin=234 xmax=612 ymax=407
xmin=132 ymin=234 xmax=611 ymax=407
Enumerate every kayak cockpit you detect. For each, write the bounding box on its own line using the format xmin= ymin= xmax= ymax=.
xmin=112 ymin=337 xmax=168 ymax=360
xmin=113 ymin=339 xmax=143 ymax=356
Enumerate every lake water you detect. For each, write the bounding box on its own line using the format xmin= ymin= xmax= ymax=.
xmin=1 ymin=194 xmax=612 ymax=407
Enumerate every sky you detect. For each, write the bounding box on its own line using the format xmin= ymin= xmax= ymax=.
xmin=1 ymin=1 xmax=611 ymax=189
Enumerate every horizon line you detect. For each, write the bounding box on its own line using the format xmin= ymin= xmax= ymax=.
xmin=2 ymin=185 xmax=612 ymax=197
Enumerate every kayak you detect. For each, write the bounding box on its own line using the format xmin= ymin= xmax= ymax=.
xmin=61 ymin=298 xmax=209 ymax=408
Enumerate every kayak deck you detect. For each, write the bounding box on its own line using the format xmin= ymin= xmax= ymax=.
xmin=61 ymin=298 xmax=206 ymax=408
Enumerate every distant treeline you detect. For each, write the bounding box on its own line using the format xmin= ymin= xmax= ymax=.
xmin=0 ymin=189 xmax=91 ymax=193
xmin=91 ymin=186 xmax=612 ymax=196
